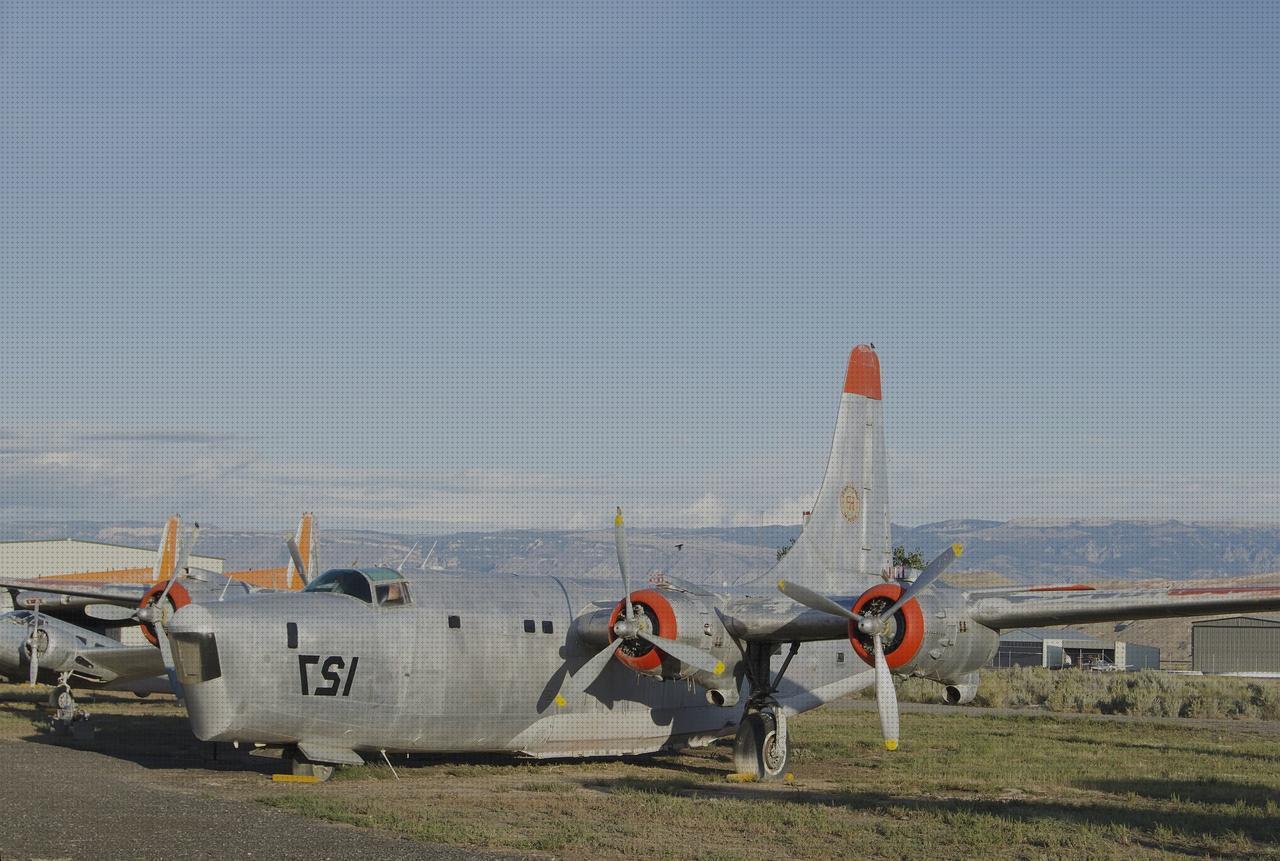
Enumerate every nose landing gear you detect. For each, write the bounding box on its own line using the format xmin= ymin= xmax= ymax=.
xmin=46 ymin=672 xmax=92 ymax=741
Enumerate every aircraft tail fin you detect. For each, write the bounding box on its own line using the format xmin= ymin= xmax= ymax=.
xmin=764 ymin=345 xmax=890 ymax=594
xmin=286 ymin=513 xmax=317 ymax=589
xmin=151 ymin=515 xmax=181 ymax=583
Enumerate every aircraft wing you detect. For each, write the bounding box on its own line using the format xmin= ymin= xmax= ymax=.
xmin=72 ymin=644 xmax=163 ymax=683
xmin=969 ymin=583 xmax=1280 ymax=630
xmin=0 ymin=579 xmax=151 ymax=607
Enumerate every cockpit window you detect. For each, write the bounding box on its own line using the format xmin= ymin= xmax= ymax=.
xmin=304 ymin=570 xmax=374 ymax=603
xmin=376 ymin=582 xmax=410 ymax=606
xmin=305 ymin=568 xmax=411 ymax=606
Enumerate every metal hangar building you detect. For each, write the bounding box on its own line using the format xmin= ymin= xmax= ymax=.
xmin=992 ymin=627 xmax=1161 ymax=670
xmin=1191 ymin=616 xmax=1280 ymax=675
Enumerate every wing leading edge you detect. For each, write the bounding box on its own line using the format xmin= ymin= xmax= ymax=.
xmin=969 ymin=583 xmax=1280 ymax=630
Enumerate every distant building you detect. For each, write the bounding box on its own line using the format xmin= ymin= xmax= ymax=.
xmin=1191 ymin=616 xmax=1280 ymax=675
xmin=993 ymin=627 xmax=1160 ymax=670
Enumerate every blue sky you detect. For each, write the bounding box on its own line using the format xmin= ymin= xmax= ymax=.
xmin=1 ymin=2 xmax=1277 ymax=529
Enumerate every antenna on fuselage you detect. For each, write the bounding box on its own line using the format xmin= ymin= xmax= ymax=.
xmin=420 ymin=540 xmax=444 ymax=571
xmin=396 ymin=541 xmax=421 ymax=573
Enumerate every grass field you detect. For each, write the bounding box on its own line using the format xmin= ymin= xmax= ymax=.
xmin=258 ymin=704 xmax=1280 ymax=860
xmin=4 ymin=682 xmax=1278 ymax=860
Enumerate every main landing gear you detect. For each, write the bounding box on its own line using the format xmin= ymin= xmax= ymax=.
xmin=733 ymin=642 xmax=799 ymax=781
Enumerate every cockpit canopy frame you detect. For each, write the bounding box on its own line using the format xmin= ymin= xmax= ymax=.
xmin=304 ymin=567 xmax=412 ymax=607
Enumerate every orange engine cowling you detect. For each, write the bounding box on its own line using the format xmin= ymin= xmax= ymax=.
xmin=847 ymin=582 xmax=925 ymax=671
xmin=607 ymin=589 xmax=679 ymax=673
xmin=137 ymin=580 xmax=192 ymax=647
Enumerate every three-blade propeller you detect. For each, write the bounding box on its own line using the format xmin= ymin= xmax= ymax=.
xmin=85 ymin=523 xmax=202 ymax=632
xmin=555 ymin=509 xmax=725 ymax=707
xmin=778 ymin=542 xmax=963 ymax=751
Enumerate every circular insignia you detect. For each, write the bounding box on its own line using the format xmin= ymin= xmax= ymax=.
xmin=839 ymin=484 xmax=861 ymax=523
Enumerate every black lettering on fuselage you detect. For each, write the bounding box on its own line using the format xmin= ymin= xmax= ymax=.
xmin=298 ymin=654 xmax=320 ymax=695
xmin=297 ymin=654 xmax=359 ymax=697
xmin=315 ymin=656 xmax=345 ymax=696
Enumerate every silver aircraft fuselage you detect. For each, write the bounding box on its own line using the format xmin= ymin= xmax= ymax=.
xmin=170 ymin=571 xmax=867 ymax=759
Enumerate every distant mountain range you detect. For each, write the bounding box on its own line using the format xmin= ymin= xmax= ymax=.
xmin=3 ymin=518 xmax=1279 ymax=585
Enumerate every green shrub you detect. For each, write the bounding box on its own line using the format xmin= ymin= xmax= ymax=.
xmin=857 ymin=666 xmax=1280 ymax=720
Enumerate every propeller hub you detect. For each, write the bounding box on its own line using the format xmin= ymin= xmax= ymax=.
xmin=612 ymin=614 xmax=651 ymax=641
xmin=857 ymin=616 xmax=886 ymax=637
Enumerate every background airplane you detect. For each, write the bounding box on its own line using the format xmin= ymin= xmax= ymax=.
xmin=0 ymin=513 xmax=319 ymax=721
xmin=147 ymin=347 xmax=1280 ymax=780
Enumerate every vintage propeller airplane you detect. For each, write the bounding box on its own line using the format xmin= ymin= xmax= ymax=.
xmin=0 ymin=513 xmax=319 ymax=720
xmin=149 ymin=345 xmax=1280 ymax=781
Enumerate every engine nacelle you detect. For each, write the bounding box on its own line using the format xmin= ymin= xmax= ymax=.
xmin=137 ymin=579 xmax=193 ymax=647
xmin=606 ymin=588 xmax=737 ymax=690
xmin=29 ymin=625 xmax=76 ymax=674
xmin=846 ymin=583 xmax=999 ymax=686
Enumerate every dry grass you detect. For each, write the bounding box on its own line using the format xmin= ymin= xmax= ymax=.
xmin=5 ymin=680 xmax=1279 ymax=859
xmin=259 ymin=703 xmax=1280 ymax=860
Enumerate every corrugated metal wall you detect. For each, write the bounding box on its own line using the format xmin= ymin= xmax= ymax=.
xmin=1192 ymin=618 xmax=1280 ymax=674
xmin=992 ymin=641 xmax=1045 ymax=668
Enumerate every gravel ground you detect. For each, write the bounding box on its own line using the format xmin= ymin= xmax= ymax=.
xmin=0 ymin=738 xmax=539 ymax=861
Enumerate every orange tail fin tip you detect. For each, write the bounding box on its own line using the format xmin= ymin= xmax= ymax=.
xmin=843 ymin=344 xmax=882 ymax=400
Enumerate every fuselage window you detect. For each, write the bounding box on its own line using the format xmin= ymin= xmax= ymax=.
xmin=447 ymin=615 xmax=461 ymax=629
xmin=542 ymin=620 xmax=554 ymax=634
xmin=376 ymin=583 xmax=409 ymax=606
xmin=523 ymin=619 xmax=536 ymax=633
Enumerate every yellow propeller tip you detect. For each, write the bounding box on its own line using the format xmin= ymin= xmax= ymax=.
xmin=554 ymin=694 xmax=567 ymax=708
xmin=614 ymin=513 xmax=623 ymax=526
xmin=952 ymin=543 xmax=964 ymax=557
xmin=885 ymin=739 xmax=898 ymax=751
xmin=778 ymin=580 xmax=786 ymax=589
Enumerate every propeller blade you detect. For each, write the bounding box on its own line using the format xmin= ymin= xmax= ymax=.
xmin=85 ymin=604 xmax=139 ymax=622
xmin=26 ymin=605 xmax=40 ymax=686
xmin=154 ymin=617 xmax=184 ymax=703
xmin=174 ymin=522 xmax=201 ymax=577
xmin=873 ymin=633 xmax=899 ymax=751
xmin=554 ymin=640 xmax=624 ymax=707
xmin=286 ymin=537 xmax=307 ymax=580
xmin=777 ymin=579 xmax=866 ymax=624
xmin=614 ymin=508 xmax=634 ymax=622
xmin=154 ymin=576 xmax=179 ymax=611
xmin=880 ymin=543 xmax=964 ymax=620
xmin=636 ymin=630 xmax=726 ymax=677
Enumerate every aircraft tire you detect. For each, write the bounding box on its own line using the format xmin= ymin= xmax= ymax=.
xmin=733 ymin=710 xmax=790 ymax=781
xmin=48 ymin=685 xmax=73 ymax=711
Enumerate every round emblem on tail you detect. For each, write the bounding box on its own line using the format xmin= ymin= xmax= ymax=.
xmin=839 ymin=484 xmax=861 ymax=523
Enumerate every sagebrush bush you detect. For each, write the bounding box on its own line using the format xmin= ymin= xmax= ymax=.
xmin=858 ymin=666 xmax=1280 ymax=720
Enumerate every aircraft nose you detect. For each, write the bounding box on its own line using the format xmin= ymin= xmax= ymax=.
xmin=166 ymin=604 xmax=224 ymax=687
xmin=167 ymin=601 xmax=213 ymax=635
